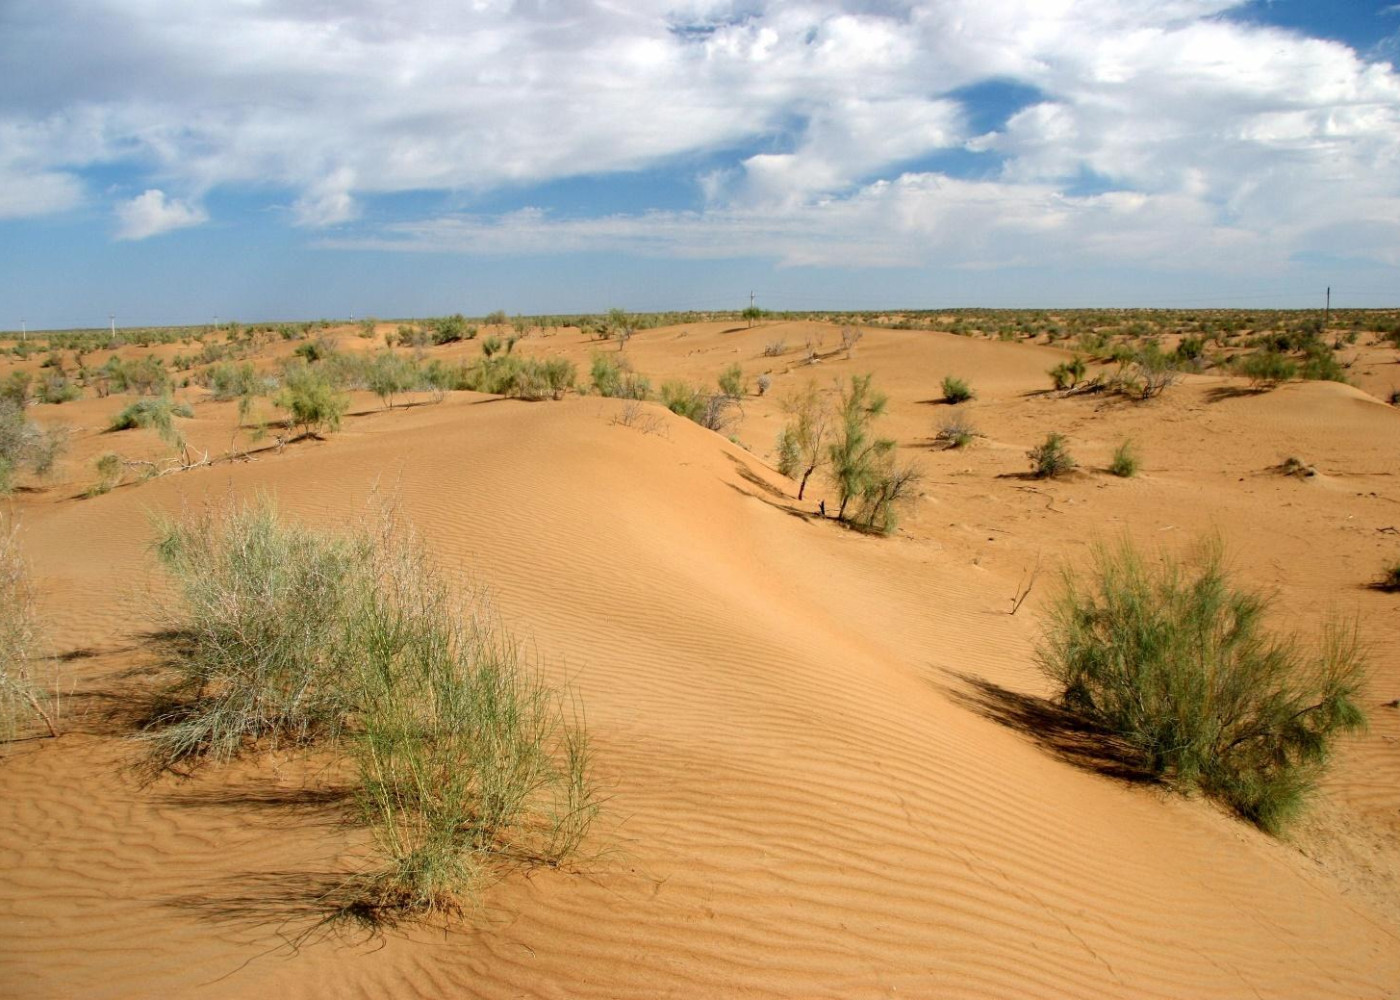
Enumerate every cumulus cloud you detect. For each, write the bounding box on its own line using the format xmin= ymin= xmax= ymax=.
xmin=0 ymin=0 xmax=1397 ymax=273
xmin=115 ymin=190 xmax=208 ymax=240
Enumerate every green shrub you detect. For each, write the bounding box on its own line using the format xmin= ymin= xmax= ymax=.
xmin=718 ymin=363 xmax=747 ymax=399
xmin=0 ymin=372 xmax=32 ymax=407
xmin=1038 ymin=539 xmax=1367 ymax=832
xmin=0 ymin=518 xmax=55 ymax=740
xmin=1049 ymin=356 xmax=1088 ymax=390
xmin=1109 ymin=439 xmax=1138 ymax=477
xmin=777 ymin=381 xmax=831 ymax=500
xmin=109 ymin=396 xmax=194 ymax=432
xmin=661 ymin=381 xmax=738 ymax=432
xmin=1028 ymin=432 xmax=1075 ymax=478
xmin=202 ymin=361 xmax=267 ymax=401
xmin=0 ymin=399 xmax=67 ymax=491
xmin=481 ymin=335 xmax=503 ymax=358
xmin=146 ymin=497 xmax=598 ymax=918
xmin=275 ymin=365 xmax=348 ymax=437
xmin=36 ymin=374 xmax=81 ymax=404
xmin=294 ymin=336 xmax=338 ymax=364
xmin=429 ymin=314 xmax=473 ymax=345
xmin=1233 ymin=349 xmax=1297 ymax=388
xmin=941 ymin=375 xmax=974 ymax=403
xmin=367 ymin=352 xmax=419 ymax=409
xmin=827 ymin=374 xmax=893 ymax=522
xmin=590 ymin=353 xmax=650 ymax=399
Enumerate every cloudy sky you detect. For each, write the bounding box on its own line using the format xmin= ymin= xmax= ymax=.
xmin=2 ymin=0 xmax=1398 ymax=328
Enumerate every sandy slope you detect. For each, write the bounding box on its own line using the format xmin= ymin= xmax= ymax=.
xmin=3 ymin=323 xmax=1400 ymax=998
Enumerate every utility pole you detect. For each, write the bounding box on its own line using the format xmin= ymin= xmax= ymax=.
xmin=109 ymin=313 xmax=116 ymax=337
xmin=19 ymin=319 xmax=25 ymax=343
xmin=1324 ymin=286 xmax=1330 ymax=329
xmin=750 ymin=290 xmax=755 ymax=310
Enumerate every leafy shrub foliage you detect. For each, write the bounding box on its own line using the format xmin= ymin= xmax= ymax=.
xmin=1028 ymin=432 xmax=1076 ymax=478
xmin=941 ymin=376 xmax=974 ymax=403
xmin=1038 ymin=539 xmax=1367 ymax=832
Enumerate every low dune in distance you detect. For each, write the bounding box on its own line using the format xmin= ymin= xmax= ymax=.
xmin=2 ymin=317 xmax=1399 ymax=998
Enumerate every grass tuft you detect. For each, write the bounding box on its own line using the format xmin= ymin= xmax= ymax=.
xmin=1108 ymin=439 xmax=1138 ymax=477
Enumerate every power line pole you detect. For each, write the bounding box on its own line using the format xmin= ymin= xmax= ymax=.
xmin=1324 ymin=286 xmax=1330 ymax=329
xmin=19 ymin=319 xmax=25 ymax=343
xmin=750 ymin=290 xmax=755 ymax=310
xmin=109 ymin=313 xmax=116 ymax=337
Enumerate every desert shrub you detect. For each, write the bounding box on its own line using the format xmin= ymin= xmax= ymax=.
xmin=275 ymin=365 xmax=349 ymax=437
xmin=99 ymin=355 xmax=171 ymax=396
xmin=202 ymin=361 xmax=268 ymax=401
xmin=776 ymin=426 xmax=802 ymax=477
xmin=0 ymin=519 xmax=55 ymax=741
xmin=85 ymin=452 xmax=124 ymax=496
xmin=462 ymin=356 xmax=575 ymax=401
xmin=1 ymin=372 xmax=32 ymax=407
xmin=589 ymin=353 xmax=650 ymax=399
xmin=481 ymin=335 xmax=503 ymax=358
xmin=1174 ymin=336 xmax=1206 ymax=365
xmin=849 ymin=457 xmax=921 ymax=535
xmin=396 ymin=324 xmax=431 ymax=348
xmin=839 ymin=325 xmax=864 ymax=357
xmin=1375 ymin=560 xmax=1400 ymax=592
xmin=935 ymin=413 xmax=979 ymax=449
xmin=294 ymin=336 xmax=338 ymax=364
xmin=147 ymin=497 xmax=598 ymax=914
xmin=429 ymin=314 xmax=474 ymax=344
xmin=0 ymin=399 xmax=67 ymax=491
xmin=1028 ymin=432 xmax=1075 ymax=478
xmin=941 ymin=375 xmax=974 ymax=403
xmin=367 ymin=352 xmax=419 ymax=409
xmin=660 ymin=381 xmax=738 ymax=433
xmin=1049 ymin=356 xmax=1087 ymax=390
xmin=1115 ymin=345 xmax=1180 ymax=400
xmin=718 ymin=363 xmax=747 ymax=399
xmin=755 ymin=374 xmax=772 ymax=396
xmin=109 ymin=396 xmax=194 ymax=434
xmin=1299 ymin=343 xmax=1348 ymax=384
xmin=36 ymin=374 xmax=80 ymax=404
xmin=1038 ymin=539 xmax=1367 ymax=832
xmin=763 ymin=340 xmax=787 ymax=357
xmin=1109 ymin=439 xmax=1139 ymax=478
xmin=827 ymin=374 xmax=893 ymax=521
xmin=1233 ymin=349 xmax=1296 ymax=388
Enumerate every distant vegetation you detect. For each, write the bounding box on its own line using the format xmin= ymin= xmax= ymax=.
xmin=1038 ymin=539 xmax=1367 ymax=833
xmin=0 ymin=518 xmax=55 ymax=741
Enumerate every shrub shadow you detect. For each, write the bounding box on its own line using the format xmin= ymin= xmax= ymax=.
xmin=944 ymin=671 xmax=1158 ymax=784
xmin=1204 ymin=385 xmax=1269 ymax=403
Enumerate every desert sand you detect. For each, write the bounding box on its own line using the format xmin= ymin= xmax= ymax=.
xmin=2 ymin=316 xmax=1399 ymax=998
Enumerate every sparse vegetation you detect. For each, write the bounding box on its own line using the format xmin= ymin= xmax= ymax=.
xmin=718 ymin=363 xmax=747 ymax=399
xmin=1375 ymin=560 xmax=1400 ymax=593
xmin=144 ymin=497 xmax=597 ymax=918
xmin=776 ymin=381 xmax=832 ymax=500
xmin=590 ymin=353 xmax=651 ymax=399
xmin=941 ymin=376 xmax=974 ymax=404
xmin=1028 ymin=432 xmax=1076 ymax=478
xmin=0 ymin=518 xmax=56 ymax=741
xmin=1049 ymin=356 xmax=1088 ymax=391
xmin=1109 ymin=439 xmax=1138 ymax=478
xmin=935 ymin=413 xmax=979 ymax=449
xmin=0 ymin=400 xmax=66 ymax=492
xmin=275 ymin=365 xmax=349 ymax=438
xmin=826 ymin=374 xmax=916 ymax=531
xmin=1038 ymin=538 xmax=1367 ymax=833
xmin=661 ymin=381 xmax=738 ymax=433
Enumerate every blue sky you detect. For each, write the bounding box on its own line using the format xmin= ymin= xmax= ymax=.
xmin=1 ymin=0 xmax=1398 ymax=329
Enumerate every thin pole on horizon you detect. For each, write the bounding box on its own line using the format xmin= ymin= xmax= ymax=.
xmin=1325 ymin=286 xmax=1330 ymax=329
xmin=20 ymin=320 xmax=25 ymax=342
xmin=109 ymin=314 xmax=115 ymax=336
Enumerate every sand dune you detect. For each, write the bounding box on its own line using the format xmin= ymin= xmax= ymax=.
xmin=3 ymin=322 xmax=1399 ymax=998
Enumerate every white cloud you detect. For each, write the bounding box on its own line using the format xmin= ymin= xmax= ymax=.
xmin=0 ymin=0 xmax=1396 ymax=275
xmin=115 ymin=189 xmax=208 ymax=240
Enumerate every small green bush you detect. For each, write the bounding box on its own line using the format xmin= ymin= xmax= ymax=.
xmin=0 ymin=399 xmax=66 ymax=491
xmin=718 ymin=363 xmax=747 ymax=400
xmin=1049 ymin=356 xmax=1088 ymax=390
xmin=481 ymin=335 xmax=503 ymax=358
xmin=1109 ymin=439 xmax=1138 ymax=478
xmin=1028 ymin=432 xmax=1075 ymax=478
xmin=1233 ymin=349 xmax=1296 ymax=388
xmin=1038 ymin=539 xmax=1367 ymax=832
xmin=590 ymin=353 xmax=650 ymax=399
xmin=109 ymin=396 xmax=194 ymax=433
xmin=275 ymin=365 xmax=348 ymax=437
xmin=941 ymin=376 xmax=974 ymax=403
xmin=661 ymin=381 xmax=738 ymax=432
